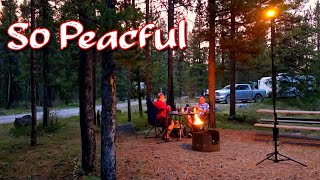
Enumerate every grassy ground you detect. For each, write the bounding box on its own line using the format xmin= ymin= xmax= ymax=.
xmin=1 ymin=98 xmax=320 ymax=178
xmin=0 ymin=107 xmax=33 ymax=116
xmin=0 ymin=116 xmax=81 ymax=179
xmin=0 ymin=109 xmax=259 ymax=179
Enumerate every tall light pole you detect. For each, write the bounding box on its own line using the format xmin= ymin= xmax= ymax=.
xmin=256 ymin=7 xmax=306 ymax=167
xmin=268 ymin=8 xmax=278 ymax=161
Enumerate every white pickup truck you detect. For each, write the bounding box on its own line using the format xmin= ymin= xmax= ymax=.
xmin=215 ymin=84 xmax=267 ymax=103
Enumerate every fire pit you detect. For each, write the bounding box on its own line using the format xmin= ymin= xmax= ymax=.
xmin=192 ymin=129 xmax=220 ymax=152
xmin=191 ymin=114 xmax=220 ymax=152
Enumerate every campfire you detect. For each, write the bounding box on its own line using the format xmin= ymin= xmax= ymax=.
xmin=192 ymin=114 xmax=204 ymax=132
xmin=191 ymin=109 xmax=220 ymax=152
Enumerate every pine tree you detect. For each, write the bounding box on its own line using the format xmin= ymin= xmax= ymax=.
xmin=78 ymin=3 xmax=97 ymax=173
xmin=0 ymin=0 xmax=19 ymax=109
xmin=167 ymin=0 xmax=175 ymax=107
xmin=30 ymin=0 xmax=37 ymax=147
xmin=214 ymin=0 xmax=272 ymax=116
xmin=100 ymin=0 xmax=117 ymax=178
xmin=316 ymin=0 xmax=320 ymax=59
xmin=208 ymin=0 xmax=216 ymax=128
xmin=40 ymin=0 xmax=51 ymax=127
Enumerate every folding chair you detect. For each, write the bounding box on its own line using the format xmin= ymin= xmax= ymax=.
xmin=144 ymin=97 xmax=165 ymax=138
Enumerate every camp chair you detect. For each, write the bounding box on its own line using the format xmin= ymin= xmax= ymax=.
xmin=144 ymin=97 xmax=165 ymax=138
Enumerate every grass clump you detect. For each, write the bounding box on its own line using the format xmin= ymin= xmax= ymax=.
xmin=9 ymin=122 xmax=67 ymax=138
xmin=216 ymin=113 xmax=254 ymax=130
xmin=116 ymin=112 xmax=148 ymax=131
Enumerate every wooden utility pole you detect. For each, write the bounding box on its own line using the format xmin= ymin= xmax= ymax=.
xmin=167 ymin=0 xmax=174 ymax=107
xmin=30 ymin=0 xmax=37 ymax=147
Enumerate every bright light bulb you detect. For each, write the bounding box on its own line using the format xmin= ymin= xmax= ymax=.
xmin=266 ymin=9 xmax=276 ymax=18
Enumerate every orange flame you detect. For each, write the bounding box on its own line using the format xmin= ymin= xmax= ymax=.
xmin=193 ymin=114 xmax=203 ymax=125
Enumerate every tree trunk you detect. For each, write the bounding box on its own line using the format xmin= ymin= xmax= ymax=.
xmin=93 ymin=50 xmax=97 ymax=126
xmin=145 ymin=0 xmax=152 ymax=97
xmin=177 ymin=50 xmax=183 ymax=98
xmin=317 ymin=1 xmax=320 ymax=59
xmin=208 ymin=0 xmax=216 ymax=128
xmin=6 ymin=72 xmax=11 ymax=109
xmin=167 ymin=0 xmax=174 ymax=107
xmin=101 ymin=50 xmax=116 ymax=179
xmin=30 ymin=0 xmax=37 ymax=147
xmin=221 ymin=31 xmax=226 ymax=86
xmin=41 ymin=0 xmax=49 ymax=127
xmin=229 ymin=2 xmax=236 ymax=117
xmin=101 ymin=0 xmax=117 ymax=179
xmin=127 ymin=66 xmax=132 ymax=122
xmin=137 ymin=68 xmax=143 ymax=117
xmin=79 ymin=12 xmax=96 ymax=174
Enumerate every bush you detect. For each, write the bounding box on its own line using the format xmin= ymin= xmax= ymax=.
xmin=279 ymin=96 xmax=320 ymax=111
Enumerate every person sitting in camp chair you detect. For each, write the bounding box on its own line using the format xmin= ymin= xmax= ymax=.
xmin=185 ymin=96 xmax=209 ymax=136
xmin=153 ymin=93 xmax=174 ymax=141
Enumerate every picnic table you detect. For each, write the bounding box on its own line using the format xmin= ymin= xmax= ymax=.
xmin=256 ymin=109 xmax=320 ymax=115
xmin=255 ymin=109 xmax=320 ymax=131
xmin=170 ymin=111 xmax=195 ymax=140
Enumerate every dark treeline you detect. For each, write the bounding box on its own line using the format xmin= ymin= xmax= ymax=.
xmin=1 ymin=0 xmax=319 ymax=110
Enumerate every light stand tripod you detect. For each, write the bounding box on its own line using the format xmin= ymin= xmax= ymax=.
xmin=256 ymin=15 xmax=306 ymax=167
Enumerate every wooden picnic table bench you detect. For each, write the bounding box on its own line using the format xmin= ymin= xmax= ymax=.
xmin=256 ymin=109 xmax=320 ymax=115
xmin=255 ymin=109 xmax=320 ymax=131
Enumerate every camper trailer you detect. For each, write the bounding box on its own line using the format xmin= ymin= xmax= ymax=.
xmin=258 ymin=77 xmax=272 ymax=97
xmin=258 ymin=74 xmax=315 ymax=98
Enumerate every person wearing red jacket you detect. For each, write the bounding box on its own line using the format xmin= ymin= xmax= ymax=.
xmin=153 ymin=93 xmax=174 ymax=140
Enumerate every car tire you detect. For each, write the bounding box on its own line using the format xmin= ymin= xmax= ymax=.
xmin=225 ymin=95 xmax=230 ymax=104
xmin=254 ymin=94 xmax=263 ymax=102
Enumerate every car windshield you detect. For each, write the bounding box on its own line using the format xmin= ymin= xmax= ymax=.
xmin=223 ymin=85 xmax=230 ymax=90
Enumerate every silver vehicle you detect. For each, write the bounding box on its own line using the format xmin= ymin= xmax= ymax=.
xmin=215 ymin=84 xmax=267 ymax=103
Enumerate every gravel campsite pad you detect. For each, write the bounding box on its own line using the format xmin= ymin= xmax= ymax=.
xmin=116 ymin=129 xmax=320 ymax=179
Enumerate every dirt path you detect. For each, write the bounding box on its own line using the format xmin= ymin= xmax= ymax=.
xmin=116 ymin=129 xmax=320 ymax=179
